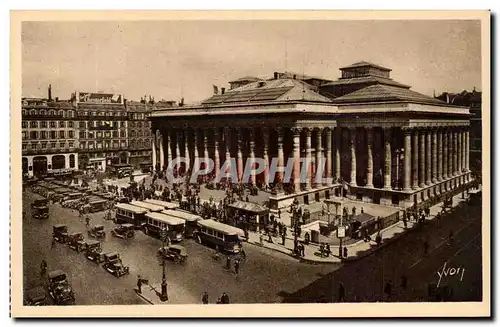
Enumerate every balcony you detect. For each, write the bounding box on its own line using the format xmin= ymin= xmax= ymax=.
xmin=22 ymin=147 xmax=76 ymax=156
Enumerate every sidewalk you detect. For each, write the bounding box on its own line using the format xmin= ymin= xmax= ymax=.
xmin=245 ymin=192 xmax=470 ymax=264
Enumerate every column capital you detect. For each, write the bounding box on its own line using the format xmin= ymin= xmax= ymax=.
xmin=304 ymin=127 xmax=312 ymax=136
xmin=313 ymin=127 xmax=323 ymax=133
xmin=290 ymin=127 xmax=301 ymax=135
xmin=324 ymin=127 xmax=333 ymax=135
xmin=401 ymin=127 xmax=413 ymax=135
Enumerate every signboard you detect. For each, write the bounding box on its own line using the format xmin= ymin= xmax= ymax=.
xmin=77 ymin=92 xmax=123 ymax=104
xmin=337 ymin=226 xmax=346 ymax=239
xmin=22 ymin=98 xmax=48 ymax=107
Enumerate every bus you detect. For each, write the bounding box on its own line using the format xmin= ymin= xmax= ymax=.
xmin=161 ymin=209 xmax=202 ymax=238
xmin=107 ymin=164 xmax=134 ymax=178
xmin=144 ymin=199 xmax=179 ymax=210
xmin=115 ymin=203 xmax=148 ymax=226
xmin=143 ymin=212 xmax=185 ymax=242
xmin=194 ymin=219 xmax=244 ymax=254
xmin=130 ymin=201 xmax=164 ymax=213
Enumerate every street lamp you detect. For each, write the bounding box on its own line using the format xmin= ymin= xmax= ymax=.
xmin=159 ymin=227 xmax=169 ymax=302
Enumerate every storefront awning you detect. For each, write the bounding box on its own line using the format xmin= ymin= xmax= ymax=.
xmin=229 ymin=201 xmax=269 ymax=215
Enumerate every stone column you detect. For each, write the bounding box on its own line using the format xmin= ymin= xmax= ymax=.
xmin=175 ymin=130 xmax=181 ymax=164
xmin=403 ymin=128 xmax=412 ymax=191
xmin=193 ymin=129 xmax=199 ymax=171
xmin=325 ymin=128 xmax=332 ymax=186
xmin=159 ymin=132 xmax=165 ymax=170
xmin=335 ymin=127 xmax=341 ymax=182
xmin=224 ymin=128 xmax=231 ymax=182
xmin=305 ymin=128 xmax=312 ymax=190
xmin=465 ymin=129 xmax=470 ymax=172
xmin=448 ymin=128 xmax=453 ymax=177
xmin=437 ymin=128 xmax=443 ymax=181
xmin=426 ymin=129 xmax=431 ymax=185
xmin=277 ymin=128 xmax=285 ymax=185
xmin=292 ymin=128 xmax=301 ymax=193
xmin=349 ymin=128 xmax=357 ymax=187
xmin=419 ymin=129 xmax=425 ymax=188
xmin=237 ymin=130 xmax=244 ymax=182
xmin=203 ymin=130 xmax=209 ymax=170
xmin=412 ymin=129 xmax=419 ymax=189
xmin=384 ymin=128 xmax=392 ymax=190
xmin=248 ymin=129 xmax=256 ymax=185
xmin=443 ymin=128 xmax=448 ymax=179
xmin=213 ymin=129 xmax=220 ymax=180
xmin=431 ymin=128 xmax=438 ymax=183
xmin=366 ymin=127 xmax=374 ymax=188
xmin=151 ymin=134 xmax=157 ymax=171
xmin=262 ymin=128 xmax=270 ymax=186
xmin=459 ymin=128 xmax=464 ymax=173
xmin=166 ymin=131 xmax=172 ymax=168
xmin=184 ymin=130 xmax=190 ymax=172
xmin=315 ymin=128 xmax=323 ymax=187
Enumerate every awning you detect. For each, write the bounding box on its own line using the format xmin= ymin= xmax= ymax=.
xmin=228 ymin=201 xmax=269 ymax=215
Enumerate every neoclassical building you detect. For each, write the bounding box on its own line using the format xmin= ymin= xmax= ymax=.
xmin=150 ymin=62 xmax=471 ymax=209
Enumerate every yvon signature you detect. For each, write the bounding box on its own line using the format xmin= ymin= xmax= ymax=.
xmin=437 ymin=262 xmax=465 ymax=288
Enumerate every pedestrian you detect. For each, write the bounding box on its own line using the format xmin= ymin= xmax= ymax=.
xmin=384 ymin=280 xmax=392 ymax=298
xmin=338 ymin=283 xmax=345 ymax=302
xmin=259 ymin=232 xmax=264 ymax=245
xmin=267 ymin=230 xmax=273 ymax=243
xmin=278 ymin=209 xmax=281 ymax=220
xmin=343 ymin=246 xmax=348 ymax=258
xmin=221 ymin=292 xmax=230 ymax=304
xmin=40 ymin=259 xmax=47 ymax=276
xmin=326 ymin=244 xmax=331 ymax=257
xmin=216 ymin=298 xmax=222 ymax=304
xmin=300 ymin=243 xmax=305 ymax=257
xmin=51 ymin=238 xmax=56 ymax=249
xmin=401 ymin=275 xmax=408 ymax=290
xmin=361 ymin=207 xmax=364 ymax=214
xmin=375 ymin=232 xmax=382 ymax=246
xmin=137 ymin=275 xmax=142 ymax=294
xmin=234 ymin=259 xmax=240 ymax=275
xmin=424 ymin=240 xmax=429 ymax=256
xmin=202 ymin=292 xmax=209 ymax=304
xmin=226 ymin=256 xmax=231 ymax=270
xmin=281 ymin=233 xmax=286 ymax=246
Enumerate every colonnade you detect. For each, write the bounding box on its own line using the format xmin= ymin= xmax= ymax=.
xmin=152 ymin=125 xmax=470 ymax=194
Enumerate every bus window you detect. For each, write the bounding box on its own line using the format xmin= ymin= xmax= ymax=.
xmin=216 ymin=232 xmax=223 ymax=239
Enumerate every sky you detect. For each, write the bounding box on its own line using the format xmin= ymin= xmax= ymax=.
xmin=22 ymin=20 xmax=482 ymax=103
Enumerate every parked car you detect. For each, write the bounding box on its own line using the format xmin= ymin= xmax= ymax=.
xmin=111 ymin=223 xmax=135 ymax=239
xmin=24 ymin=286 xmax=47 ymax=306
xmin=157 ymin=244 xmax=188 ymax=265
xmin=88 ymin=225 xmax=106 ymax=239
xmin=102 ymin=252 xmax=130 ymax=277
xmin=67 ymin=232 xmax=85 ymax=252
xmin=84 ymin=240 xmax=104 ymax=264
xmin=47 ymin=270 xmax=75 ymax=305
xmin=52 ymin=224 xmax=69 ymax=243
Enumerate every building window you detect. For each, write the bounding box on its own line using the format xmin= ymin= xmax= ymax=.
xmin=49 ymin=110 xmax=55 ymax=116
xmin=79 ymin=121 xmax=86 ymax=128
xmin=30 ymin=131 xmax=38 ymax=139
xmin=40 ymin=110 xmax=46 ymax=116
xmin=68 ymin=121 xmax=74 ymax=128
xmin=113 ymin=141 xmax=119 ymax=148
xmin=67 ymin=110 xmax=74 ymax=118
xmin=97 ymin=142 xmax=102 ymax=149
xmin=59 ymin=110 xmax=64 ymax=116
xmin=41 ymin=142 xmax=47 ymax=149
xmin=59 ymin=131 xmax=65 ymax=138
xmin=130 ymin=130 xmax=136 ymax=137
xmin=113 ymin=131 xmax=118 ymax=138
xmin=79 ymin=131 xmax=86 ymax=139
xmin=88 ymin=132 xmax=94 ymax=139
xmin=22 ymin=131 xmax=27 ymax=139
xmin=69 ymin=142 xmax=74 ymax=148
xmin=30 ymin=121 xmax=37 ymax=128
xmin=22 ymin=121 xmax=27 ymax=128
xmin=99 ymin=111 xmax=105 ymax=116
xmin=40 ymin=131 xmax=47 ymax=139
xmin=22 ymin=143 xmax=27 ymax=151
xmin=41 ymin=121 xmax=47 ymax=128
xmin=50 ymin=121 xmax=56 ymax=128
xmin=59 ymin=142 xmax=65 ymax=148
xmin=113 ymin=121 xmax=118 ymax=128
xmin=105 ymin=131 xmax=111 ymax=138
xmin=80 ymin=142 xmax=86 ymax=149
xmin=121 ymin=141 xmax=126 ymax=148
xmin=51 ymin=142 xmax=57 ymax=149
xmin=97 ymin=132 xmax=102 ymax=138
xmin=68 ymin=131 xmax=74 ymax=138
xmin=91 ymin=111 xmax=97 ymax=116
xmin=69 ymin=154 xmax=75 ymax=168
xmin=30 ymin=109 xmax=36 ymax=115
xmin=59 ymin=121 xmax=65 ymax=128
xmin=50 ymin=131 xmax=56 ymax=139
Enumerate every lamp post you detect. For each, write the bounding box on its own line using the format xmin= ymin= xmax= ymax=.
xmin=159 ymin=227 xmax=168 ymax=302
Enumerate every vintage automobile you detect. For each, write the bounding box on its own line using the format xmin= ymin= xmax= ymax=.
xmin=84 ymin=240 xmax=104 ymax=263
xmin=157 ymin=244 xmax=188 ymax=265
xmin=111 ymin=223 xmax=135 ymax=239
xmin=88 ymin=225 xmax=106 ymax=239
xmin=33 ymin=206 xmax=49 ymax=220
xmin=52 ymin=224 xmax=69 ymax=243
xmin=47 ymin=270 xmax=75 ymax=305
xmin=102 ymin=252 xmax=130 ymax=277
xmin=67 ymin=232 xmax=86 ymax=252
xmin=24 ymin=286 xmax=47 ymax=306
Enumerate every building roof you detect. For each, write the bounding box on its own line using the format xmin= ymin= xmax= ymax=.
xmin=322 ymin=75 xmax=410 ymax=89
xmin=229 ymin=76 xmax=263 ymax=83
xmin=340 ymin=61 xmax=392 ymax=71
xmin=201 ymin=78 xmax=332 ymax=105
xmin=126 ymin=101 xmax=150 ymax=111
xmin=228 ymin=201 xmax=269 ymax=214
xmin=332 ymin=84 xmax=446 ymax=105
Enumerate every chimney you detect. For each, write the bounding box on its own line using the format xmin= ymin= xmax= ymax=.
xmin=48 ymin=84 xmax=52 ymax=101
xmin=55 ymin=97 xmax=59 ymax=102
xmin=221 ymin=87 xmax=225 ymax=95
xmin=274 ymin=72 xmax=278 ymax=79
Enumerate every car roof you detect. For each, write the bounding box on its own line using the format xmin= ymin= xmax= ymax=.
xmin=86 ymin=239 xmax=101 ymax=245
xmin=105 ymin=251 xmax=119 ymax=257
xmin=121 ymin=223 xmax=134 ymax=228
xmin=53 ymin=224 xmax=67 ymax=228
xmin=48 ymin=270 xmax=66 ymax=278
xmin=94 ymin=224 xmax=104 ymax=228
xmin=169 ymin=244 xmax=185 ymax=251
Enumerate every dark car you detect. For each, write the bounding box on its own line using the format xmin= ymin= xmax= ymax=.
xmin=33 ymin=206 xmax=49 ymax=219
xmin=47 ymin=270 xmax=75 ymax=305
xmin=24 ymin=286 xmax=47 ymax=306
xmin=157 ymin=244 xmax=188 ymax=265
xmin=102 ymin=252 xmax=130 ymax=277
xmin=85 ymin=240 xmax=104 ymax=263
xmin=88 ymin=225 xmax=106 ymax=239
xmin=52 ymin=224 xmax=69 ymax=243
xmin=111 ymin=223 xmax=135 ymax=239
xmin=67 ymin=232 xmax=86 ymax=252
